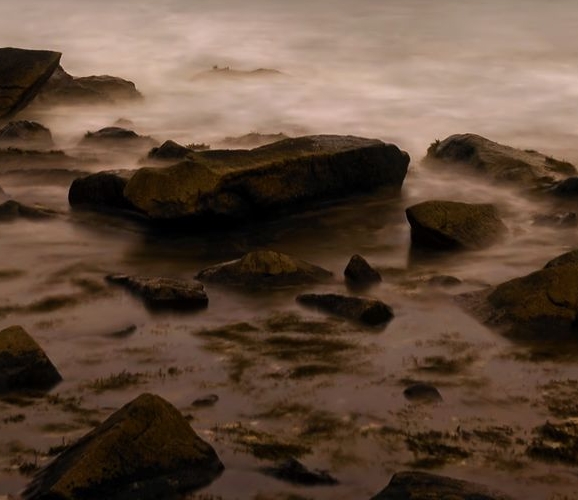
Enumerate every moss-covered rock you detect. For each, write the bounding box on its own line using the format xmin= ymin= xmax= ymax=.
xmin=0 ymin=325 xmax=62 ymax=393
xmin=406 ymin=200 xmax=507 ymax=250
xmin=23 ymin=393 xmax=224 ymax=500
xmin=296 ymin=293 xmax=393 ymax=327
xmin=106 ymin=274 xmax=208 ymax=310
xmin=68 ymin=171 xmax=134 ymax=211
xmin=458 ymin=250 xmax=578 ymax=339
xmin=370 ymin=471 xmax=515 ymax=500
xmin=425 ymin=133 xmax=575 ymax=190
xmin=196 ymin=250 xmax=333 ymax=287
xmin=123 ymin=135 xmax=409 ymax=221
xmin=0 ymin=47 xmax=61 ymax=119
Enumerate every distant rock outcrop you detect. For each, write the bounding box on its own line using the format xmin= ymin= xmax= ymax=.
xmin=23 ymin=393 xmax=224 ymax=500
xmin=0 ymin=47 xmax=61 ymax=119
xmin=0 ymin=121 xmax=53 ymax=149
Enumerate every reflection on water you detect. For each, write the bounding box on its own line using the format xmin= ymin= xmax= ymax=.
xmin=2 ymin=1 xmax=578 ymax=498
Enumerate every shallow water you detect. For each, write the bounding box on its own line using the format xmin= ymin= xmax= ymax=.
xmin=2 ymin=1 xmax=578 ymax=499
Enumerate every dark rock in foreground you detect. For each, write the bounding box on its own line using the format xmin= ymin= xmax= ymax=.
xmin=296 ymin=293 xmax=393 ymax=327
xmin=0 ymin=325 xmax=62 ymax=393
xmin=406 ymin=200 xmax=507 ymax=250
xmin=425 ymin=133 xmax=575 ymax=190
xmin=0 ymin=200 xmax=55 ymax=221
xmin=0 ymin=47 xmax=61 ymax=119
xmin=196 ymin=250 xmax=333 ymax=287
xmin=370 ymin=471 xmax=515 ymax=500
xmin=0 ymin=121 xmax=53 ymax=149
xmin=36 ymin=65 xmax=142 ymax=106
xmin=344 ymin=254 xmax=381 ymax=285
xmin=458 ymin=249 xmax=578 ymax=340
xmin=69 ymin=171 xmax=134 ymax=211
xmin=403 ymin=383 xmax=443 ymax=403
xmin=106 ymin=274 xmax=208 ymax=311
xmin=124 ymin=135 xmax=409 ymax=221
xmin=23 ymin=393 xmax=224 ymax=500
xmin=261 ymin=458 xmax=338 ymax=486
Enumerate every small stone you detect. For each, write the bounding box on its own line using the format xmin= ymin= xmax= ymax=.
xmin=192 ymin=394 xmax=219 ymax=408
xmin=403 ymin=383 xmax=443 ymax=403
xmin=261 ymin=458 xmax=338 ymax=486
xmin=344 ymin=254 xmax=382 ymax=285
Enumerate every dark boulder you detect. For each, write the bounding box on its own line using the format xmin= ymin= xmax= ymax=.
xmin=0 ymin=121 xmax=53 ymax=149
xmin=0 ymin=47 xmax=61 ymax=118
xmin=403 ymin=383 xmax=443 ymax=403
xmin=406 ymin=200 xmax=507 ymax=250
xmin=123 ymin=135 xmax=409 ymax=221
xmin=261 ymin=458 xmax=338 ymax=486
xmin=0 ymin=200 xmax=55 ymax=221
xmin=23 ymin=393 xmax=224 ymax=500
xmin=36 ymin=65 xmax=142 ymax=106
xmin=344 ymin=254 xmax=382 ymax=285
xmin=79 ymin=127 xmax=157 ymax=151
xmin=106 ymin=274 xmax=208 ymax=311
xmin=458 ymin=250 xmax=578 ymax=340
xmin=296 ymin=293 xmax=393 ymax=327
xmin=68 ymin=171 xmax=134 ymax=211
xmin=370 ymin=471 xmax=515 ymax=500
xmin=0 ymin=325 xmax=62 ymax=393
xmin=147 ymin=140 xmax=192 ymax=162
xmin=196 ymin=250 xmax=333 ymax=287
xmin=425 ymin=133 xmax=575 ymax=190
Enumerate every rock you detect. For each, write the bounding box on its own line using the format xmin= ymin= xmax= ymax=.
xmin=370 ymin=471 xmax=515 ymax=500
xmin=123 ymin=135 xmax=409 ymax=221
xmin=192 ymin=66 xmax=283 ymax=81
xmin=36 ymin=65 xmax=142 ymax=106
xmin=22 ymin=393 xmax=224 ymax=500
xmin=458 ymin=250 xmax=578 ymax=339
xmin=261 ymin=458 xmax=338 ymax=486
xmin=344 ymin=254 xmax=382 ymax=285
xmin=403 ymin=383 xmax=443 ymax=403
xmin=527 ymin=420 xmax=578 ymax=465
xmin=425 ymin=133 xmax=575 ymax=190
xmin=0 ymin=47 xmax=61 ymax=118
xmin=68 ymin=171 xmax=134 ymax=211
xmin=550 ymin=176 xmax=578 ymax=197
xmin=79 ymin=127 xmax=157 ymax=151
xmin=427 ymin=275 xmax=462 ymax=287
xmin=196 ymin=250 xmax=333 ymax=287
xmin=0 ymin=121 xmax=53 ymax=149
xmin=0 ymin=325 xmax=62 ymax=393
xmin=0 ymin=148 xmax=78 ymax=172
xmin=106 ymin=274 xmax=208 ymax=311
xmin=146 ymin=140 xmax=192 ymax=162
xmin=218 ymin=132 xmax=290 ymax=149
xmin=406 ymin=200 xmax=507 ymax=250
xmin=192 ymin=394 xmax=219 ymax=408
xmin=296 ymin=293 xmax=393 ymax=327
xmin=0 ymin=200 xmax=55 ymax=221
xmin=532 ymin=211 xmax=577 ymax=227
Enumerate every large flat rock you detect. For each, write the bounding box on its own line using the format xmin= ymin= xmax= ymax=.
xmin=425 ymin=133 xmax=575 ymax=190
xmin=0 ymin=47 xmax=61 ymax=119
xmin=123 ymin=135 xmax=409 ymax=220
xmin=23 ymin=393 xmax=224 ymax=500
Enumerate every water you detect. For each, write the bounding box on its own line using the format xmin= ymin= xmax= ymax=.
xmin=2 ymin=1 xmax=578 ymax=499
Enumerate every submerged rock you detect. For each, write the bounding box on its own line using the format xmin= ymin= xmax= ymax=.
xmin=106 ymin=274 xmax=208 ymax=311
xmin=196 ymin=250 xmax=333 ymax=287
xmin=427 ymin=275 xmax=462 ymax=287
xmin=406 ymin=200 xmax=507 ymax=250
xmin=0 ymin=200 xmax=55 ymax=221
xmin=23 ymin=393 xmax=224 ymax=500
xmin=458 ymin=249 xmax=578 ymax=340
xmin=425 ymin=133 xmax=575 ymax=190
xmin=0 ymin=121 xmax=53 ymax=149
xmin=261 ymin=458 xmax=338 ymax=486
xmin=296 ymin=293 xmax=393 ymax=327
xmin=68 ymin=171 xmax=134 ymax=211
xmin=123 ymin=135 xmax=409 ymax=221
xmin=403 ymin=383 xmax=443 ymax=403
xmin=0 ymin=325 xmax=62 ymax=393
xmin=36 ymin=65 xmax=142 ymax=106
xmin=344 ymin=254 xmax=382 ymax=285
xmin=371 ymin=471 xmax=515 ymax=500
xmin=0 ymin=47 xmax=61 ymax=118
xmin=192 ymin=394 xmax=219 ymax=408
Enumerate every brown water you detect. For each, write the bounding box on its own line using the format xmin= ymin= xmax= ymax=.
xmin=2 ymin=1 xmax=578 ymax=499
